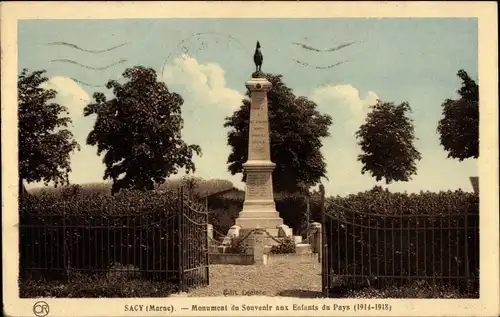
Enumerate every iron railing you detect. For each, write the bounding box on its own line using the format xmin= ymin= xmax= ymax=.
xmin=322 ymin=201 xmax=479 ymax=298
xmin=19 ymin=187 xmax=208 ymax=294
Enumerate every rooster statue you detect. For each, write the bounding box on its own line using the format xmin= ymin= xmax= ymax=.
xmin=253 ymin=41 xmax=263 ymax=73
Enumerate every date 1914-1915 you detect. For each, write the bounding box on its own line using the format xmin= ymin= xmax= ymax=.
xmin=354 ymin=303 xmax=392 ymax=312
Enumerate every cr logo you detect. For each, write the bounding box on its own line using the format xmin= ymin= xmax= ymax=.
xmin=33 ymin=301 xmax=49 ymax=317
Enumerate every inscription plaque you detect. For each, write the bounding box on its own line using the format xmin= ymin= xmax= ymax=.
xmin=246 ymin=172 xmax=271 ymax=200
xmin=248 ymin=111 xmax=269 ymax=160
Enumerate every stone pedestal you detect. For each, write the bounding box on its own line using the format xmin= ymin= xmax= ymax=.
xmin=234 ymin=76 xmax=284 ymax=236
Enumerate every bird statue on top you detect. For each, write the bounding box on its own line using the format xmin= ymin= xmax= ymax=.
xmin=252 ymin=41 xmax=264 ymax=78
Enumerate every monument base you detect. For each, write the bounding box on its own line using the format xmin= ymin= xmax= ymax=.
xmin=235 ymin=218 xmax=284 ymax=237
xmin=235 ymin=199 xmax=284 ymax=236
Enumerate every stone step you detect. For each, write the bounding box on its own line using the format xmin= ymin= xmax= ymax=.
xmin=237 ymin=211 xmax=283 ymax=218
xmin=294 ymin=235 xmax=303 ymax=244
xmin=237 ymin=228 xmax=280 ymax=237
xmin=295 ymin=243 xmax=312 ymax=255
xmin=235 ymin=217 xmax=284 ymax=229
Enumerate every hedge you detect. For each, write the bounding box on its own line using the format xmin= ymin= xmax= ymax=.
xmin=20 ymin=187 xmax=183 ymax=282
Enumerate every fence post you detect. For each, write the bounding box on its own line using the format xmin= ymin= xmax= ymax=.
xmin=464 ymin=212 xmax=470 ymax=293
xmin=62 ymin=202 xmax=68 ymax=279
xmin=178 ymin=187 xmax=185 ymax=292
xmin=305 ymin=192 xmax=310 ymax=237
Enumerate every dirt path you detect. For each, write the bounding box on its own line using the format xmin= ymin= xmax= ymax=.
xmin=187 ymin=258 xmax=322 ymax=298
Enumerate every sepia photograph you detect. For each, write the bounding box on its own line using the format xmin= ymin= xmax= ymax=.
xmin=2 ymin=2 xmax=498 ymax=317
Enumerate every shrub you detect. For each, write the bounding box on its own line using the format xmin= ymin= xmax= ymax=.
xmin=228 ymin=235 xmax=249 ymax=254
xmin=270 ymin=237 xmax=296 ymax=254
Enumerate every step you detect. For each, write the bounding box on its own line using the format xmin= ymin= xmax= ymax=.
xmin=296 ymin=243 xmax=313 ymax=255
xmin=294 ymin=235 xmax=303 ymax=244
xmin=237 ymin=211 xmax=283 ymax=218
xmin=235 ymin=217 xmax=284 ymax=229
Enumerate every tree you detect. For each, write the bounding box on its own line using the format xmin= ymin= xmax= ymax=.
xmin=224 ymin=73 xmax=332 ymax=193
xmin=18 ymin=69 xmax=80 ymax=195
xmin=181 ymin=175 xmax=203 ymax=198
xmin=84 ymin=66 xmax=201 ymax=195
xmin=437 ymin=69 xmax=479 ymax=160
xmin=355 ymin=100 xmax=421 ymax=184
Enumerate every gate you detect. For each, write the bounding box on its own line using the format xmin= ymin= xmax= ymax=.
xmin=178 ymin=187 xmax=210 ymax=292
xmin=19 ymin=186 xmax=210 ymax=296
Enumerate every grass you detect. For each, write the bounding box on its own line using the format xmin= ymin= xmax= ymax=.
xmin=20 ymin=263 xmax=179 ymax=298
xmin=344 ymin=282 xmax=476 ymax=299
xmin=19 ymin=263 xmax=177 ymax=298
xmin=20 ymin=275 xmax=178 ymax=298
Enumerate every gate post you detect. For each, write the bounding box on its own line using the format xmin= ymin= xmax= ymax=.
xmin=207 ymin=224 xmax=214 ymax=244
xmin=205 ymin=218 xmax=210 ymax=285
xmin=319 ymin=184 xmax=329 ymax=297
xmin=309 ymin=222 xmax=322 ymax=259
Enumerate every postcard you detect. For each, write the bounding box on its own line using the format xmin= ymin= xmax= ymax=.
xmin=1 ymin=1 xmax=498 ymax=316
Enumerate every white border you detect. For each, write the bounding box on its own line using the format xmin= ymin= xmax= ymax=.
xmin=2 ymin=2 xmax=498 ymax=316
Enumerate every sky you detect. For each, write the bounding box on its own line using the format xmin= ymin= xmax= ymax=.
xmin=18 ymin=18 xmax=478 ymax=196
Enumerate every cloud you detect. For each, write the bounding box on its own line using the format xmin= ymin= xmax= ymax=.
xmin=40 ymin=76 xmax=90 ymax=118
xmin=311 ymin=84 xmax=379 ymax=128
xmin=161 ymin=55 xmax=245 ymax=188
xmin=162 ymin=55 xmax=244 ymax=112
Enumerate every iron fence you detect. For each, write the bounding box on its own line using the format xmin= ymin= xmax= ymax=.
xmin=322 ymin=202 xmax=479 ymax=298
xmin=19 ymin=187 xmax=209 ymax=294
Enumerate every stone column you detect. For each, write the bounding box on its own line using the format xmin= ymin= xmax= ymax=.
xmin=207 ymin=224 xmax=213 ymax=246
xmin=309 ymin=222 xmax=322 ymax=254
xmin=234 ymin=76 xmax=284 ymax=236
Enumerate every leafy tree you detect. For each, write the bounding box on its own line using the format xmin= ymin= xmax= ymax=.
xmin=181 ymin=175 xmax=203 ymax=197
xmin=355 ymin=100 xmax=421 ymax=184
xmin=224 ymin=73 xmax=332 ymax=193
xmin=18 ymin=69 xmax=80 ymax=196
xmin=84 ymin=66 xmax=201 ymax=195
xmin=437 ymin=69 xmax=479 ymax=160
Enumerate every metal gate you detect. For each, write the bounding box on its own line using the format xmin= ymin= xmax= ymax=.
xmin=178 ymin=187 xmax=210 ymax=292
xmin=19 ymin=187 xmax=210 ymax=296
